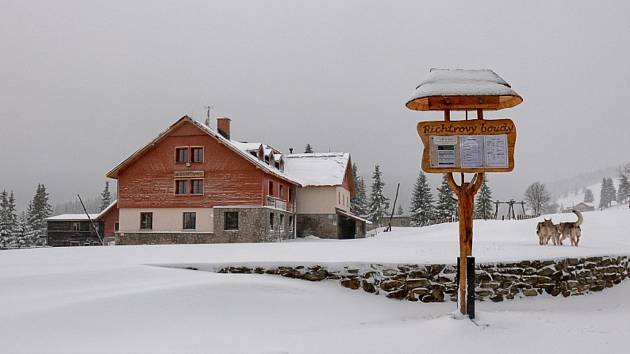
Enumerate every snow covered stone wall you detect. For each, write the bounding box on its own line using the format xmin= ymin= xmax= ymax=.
xmin=194 ymin=255 xmax=630 ymax=303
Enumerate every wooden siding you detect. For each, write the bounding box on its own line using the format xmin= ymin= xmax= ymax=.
xmin=117 ymin=121 xmax=293 ymax=210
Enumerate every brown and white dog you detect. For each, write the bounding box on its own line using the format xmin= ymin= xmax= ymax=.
xmin=537 ymin=218 xmax=559 ymax=245
xmin=557 ymin=210 xmax=583 ymax=247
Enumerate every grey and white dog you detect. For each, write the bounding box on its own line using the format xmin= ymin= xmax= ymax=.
xmin=557 ymin=210 xmax=583 ymax=247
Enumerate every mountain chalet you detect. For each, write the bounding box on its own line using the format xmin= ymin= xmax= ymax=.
xmin=96 ymin=116 xmax=367 ymax=245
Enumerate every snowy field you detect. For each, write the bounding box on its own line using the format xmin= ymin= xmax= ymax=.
xmin=1 ymin=209 xmax=629 ymax=353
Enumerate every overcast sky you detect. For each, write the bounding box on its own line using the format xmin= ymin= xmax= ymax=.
xmin=1 ymin=0 xmax=629 ymax=211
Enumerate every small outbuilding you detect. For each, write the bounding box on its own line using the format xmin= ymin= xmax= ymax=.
xmin=46 ymin=201 xmax=118 ymax=246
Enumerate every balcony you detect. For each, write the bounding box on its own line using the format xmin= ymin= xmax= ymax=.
xmin=266 ymin=195 xmax=290 ymax=211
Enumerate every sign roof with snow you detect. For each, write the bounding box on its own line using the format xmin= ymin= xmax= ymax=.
xmin=406 ymin=68 xmax=522 ymax=111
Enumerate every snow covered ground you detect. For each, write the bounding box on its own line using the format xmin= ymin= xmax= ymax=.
xmin=1 ymin=209 xmax=629 ymax=353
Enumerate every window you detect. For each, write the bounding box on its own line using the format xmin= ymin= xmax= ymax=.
xmin=71 ymin=222 xmax=80 ymax=231
xmin=140 ymin=212 xmax=153 ymax=230
xmin=288 ymin=216 xmax=293 ymax=231
xmin=183 ymin=212 xmax=196 ymax=230
xmin=288 ymin=188 xmax=292 ymax=202
xmin=279 ymin=214 xmax=284 ymax=231
xmin=115 ymin=222 xmax=119 ymax=231
xmin=176 ymin=148 xmax=189 ymax=163
xmin=191 ymin=147 xmax=203 ymax=163
xmin=224 ymin=212 xmax=239 ymax=231
xmin=280 ymin=185 xmax=284 ymax=199
xmin=268 ymin=181 xmax=273 ymax=196
xmin=269 ymin=212 xmax=274 ymax=230
xmin=176 ymin=180 xmax=188 ymax=194
xmin=191 ymin=179 xmax=203 ymax=195
xmin=80 ymin=222 xmax=90 ymax=231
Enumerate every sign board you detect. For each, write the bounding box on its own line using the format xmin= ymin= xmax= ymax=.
xmin=417 ymin=119 xmax=516 ymax=173
xmin=174 ymin=170 xmax=205 ymax=178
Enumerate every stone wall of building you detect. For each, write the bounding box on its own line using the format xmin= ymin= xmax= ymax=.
xmin=116 ymin=232 xmax=214 ymax=245
xmin=213 ymin=206 xmax=293 ymax=243
xmin=210 ymin=255 xmax=629 ymax=303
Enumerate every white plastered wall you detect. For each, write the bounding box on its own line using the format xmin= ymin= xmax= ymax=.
xmin=119 ymin=208 xmax=214 ymax=233
xmin=296 ymin=186 xmax=351 ymax=214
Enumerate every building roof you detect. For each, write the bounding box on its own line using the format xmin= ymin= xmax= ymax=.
xmin=46 ymin=200 xmax=118 ymax=222
xmin=106 ymin=116 xmax=300 ymax=185
xmin=406 ymin=68 xmax=522 ymax=111
xmin=284 ymin=153 xmax=352 ymax=188
xmin=46 ymin=213 xmax=101 ymax=221
xmin=336 ymin=208 xmax=372 ymax=225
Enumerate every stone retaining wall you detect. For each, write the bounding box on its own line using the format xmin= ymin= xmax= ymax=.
xmin=210 ymin=255 xmax=629 ymax=303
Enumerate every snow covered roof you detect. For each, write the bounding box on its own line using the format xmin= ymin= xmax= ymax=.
xmin=46 ymin=200 xmax=118 ymax=222
xmin=46 ymin=214 xmax=100 ymax=221
xmin=231 ymin=141 xmax=262 ymax=152
xmin=406 ymin=68 xmax=522 ymax=111
xmin=336 ymin=208 xmax=372 ymax=225
xmin=284 ymin=153 xmax=352 ymax=188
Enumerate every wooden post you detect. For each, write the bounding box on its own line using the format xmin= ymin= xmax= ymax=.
xmin=447 ymin=172 xmax=484 ymax=315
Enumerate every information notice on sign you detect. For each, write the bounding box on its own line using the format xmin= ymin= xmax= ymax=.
xmin=483 ymin=135 xmax=508 ymax=168
xmin=431 ymin=136 xmax=457 ymax=167
xmin=460 ymin=136 xmax=484 ymax=168
xmin=418 ymin=119 xmax=516 ymax=173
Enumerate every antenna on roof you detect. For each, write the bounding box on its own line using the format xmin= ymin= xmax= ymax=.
xmin=204 ymin=105 xmax=214 ymax=126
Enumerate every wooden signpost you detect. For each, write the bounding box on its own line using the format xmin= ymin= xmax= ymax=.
xmin=406 ymin=69 xmax=523 ymax=318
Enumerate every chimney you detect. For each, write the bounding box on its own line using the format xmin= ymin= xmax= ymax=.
xmin=216 ymin=117 xmax=231 ymax=140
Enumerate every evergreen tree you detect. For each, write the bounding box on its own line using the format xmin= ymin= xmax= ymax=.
xmin=27 ymin=184 xmax=53 ymax=246
xmin=367 ymin=164 xmax=390 ymax=225
xmin=583 ymin=188 xmax=595 ymax=203
xmin=350 ymin=164 xmax=368 ymax=217
xmin=14 ymin=212 xmax=36 ymax=248
xmin=304 ymin=144 xmax=313 ymax=153
xmin=617 ymin=173 xmax=629 ymax=204
xmin=598 ymin=178 xmax=608 ymax=209
xmin=474 ymin=177 xmax=493 ymax=220
xmin=435 ymin=175 xmax=457 ymax=222
xmin=0 ymin=190 xmax=10 ymax=248
xmin=100 ymin=181 xmax=112 ymax=212
xmin=599 ymin=177 xmax=616 ymax=209
xmin=396 ymin=205 xmax=404 ymax=216
xmin=409 ymin=171 xmax=434 ymax=226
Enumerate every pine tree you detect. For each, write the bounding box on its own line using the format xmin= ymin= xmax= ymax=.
xmin=409 ymin=171 xmax=434 ymax=226
xmin=599 ymin=177 xmax=616 ymax=209
xmin=367 ymin=164 xmax=389 ymax=225
xmin=0 ymin=190 xmax=10 ymax=248
xmin=304 ymin=144 xmax=313 ymax=153
xmin=435 ymin=175 xmax=457 ymax=222
xmin=474 ymin=177 xmax=493 ymax=220
xmin=100 ymin=181 xmax=112 ymax=212
xmin=27 ymin=184 xmax=53 ymax=246
xmin=598 ymin=178 xmax=608 ymax=209
xmin=583 ymin=188 xmax=595 ymax=203
xmin=350 ymin=164 xmax=368 ymax=217
xmin=616 ymin=172 xmax=629 ymax=204
xmin=396 ymin=205 xmax=404 ymax=216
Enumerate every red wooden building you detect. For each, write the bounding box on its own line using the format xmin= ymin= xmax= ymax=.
xmin=106 ymin=115 xmax=367 ymax=244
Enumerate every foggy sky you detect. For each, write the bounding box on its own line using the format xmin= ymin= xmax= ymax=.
xmin=1 ymin=0 xmax=629 ymax=211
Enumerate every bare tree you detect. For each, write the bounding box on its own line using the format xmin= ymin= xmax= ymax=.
xmin=524 ymin=182 xmax=551 ymax=216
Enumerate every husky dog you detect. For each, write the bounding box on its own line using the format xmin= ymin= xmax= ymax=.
xmin=557 ymin=210 xmax=583 ymax=247
xmin=536 ymin=218 xmax=559 ymax=245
